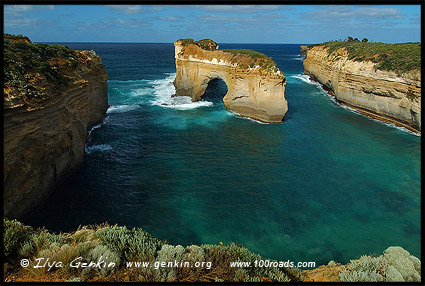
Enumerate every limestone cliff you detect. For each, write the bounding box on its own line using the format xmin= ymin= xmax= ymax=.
xmin=303 ymin=44 xmax=421 ymax=133
xmin=3 ymin=35 xmax=109 ymax=218
xmin=173 ymin=39 xmax=288 ymax=123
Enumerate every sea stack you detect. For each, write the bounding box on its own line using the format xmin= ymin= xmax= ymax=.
xmin=3 ymin=34 xmax=109 ymax=218
xmin=173 ymin=39 xmax=288 ymax=123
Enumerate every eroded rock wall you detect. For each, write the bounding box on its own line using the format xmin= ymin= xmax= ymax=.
xmin=303 ymin=46 xmax=421 ymax=132
xmin=174 ymin=41 xmax=288 ymax=123
xmin=3 ymin=51 xmax=108 ymax=219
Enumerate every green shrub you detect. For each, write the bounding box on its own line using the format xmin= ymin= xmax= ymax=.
xmin=95 ymin=225 xmax=164 ymax=261
xmin=3 ymin=218 xmax=32 ymax=257
xmin=339 ymin=246 xmax=421 ymax=282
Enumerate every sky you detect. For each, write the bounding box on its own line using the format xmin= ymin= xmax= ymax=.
xmin=3 ymin=4 xmax=421 ymax=44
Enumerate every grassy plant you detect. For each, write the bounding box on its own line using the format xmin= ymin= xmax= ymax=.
xmin=95 ymin=225 xmax=164 ymax=261
xmin=3 ymin=218 xmax=32 ymax=257
xmin=339 ymin=247 xmax=421 ymax=282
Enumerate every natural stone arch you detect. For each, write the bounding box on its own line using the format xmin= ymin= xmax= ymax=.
xmin=201 ymin=76 xmax=228 ymax=101
xmin=173 ymin=39 xmax=288 ymax=123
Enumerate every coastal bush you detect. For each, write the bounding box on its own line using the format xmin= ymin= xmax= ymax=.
xmin=82 ymin=244 xmax=121 ymax=277
xmin=4 ymin=218 xmax=420 ymax=282
xmin=70 ymin=228 xmax=97 ymax=243
xmin=95 ymin=225 xmax=164 ymax=261
xmin=4 ymin=33 xmax=78 ymax=93
xmin=339 ymin=246 xmax=421 ymax=282
xmin=150 ymin=244 xmax=185 ymax=282
xmin=3 ymin=218 xmax=32 ymax=257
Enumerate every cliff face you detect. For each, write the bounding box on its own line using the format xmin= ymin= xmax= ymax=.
xmin=303 ymin=45 xmax=421 ymax=132
xmin=173 ymin=39 xmax=288 ymax=123
xmin=3 ymin=36 xmax=108 ymax=218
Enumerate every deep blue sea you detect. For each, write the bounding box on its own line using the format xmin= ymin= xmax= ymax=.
xmin=23 ymin=43 xmax=421 ymax=266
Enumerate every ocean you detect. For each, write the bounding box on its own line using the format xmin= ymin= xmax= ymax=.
xmin=22 ymin=43 xmax=421 ymax=266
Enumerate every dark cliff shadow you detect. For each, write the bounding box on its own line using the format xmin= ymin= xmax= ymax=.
xmin=201 ymin=78 xmax=228 ymax=103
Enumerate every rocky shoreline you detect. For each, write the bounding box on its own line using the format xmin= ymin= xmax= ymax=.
xmin=302 ymin=43 xmax=421 ymax=133
xmin=306 ymin=74 xmax=421 ymax=134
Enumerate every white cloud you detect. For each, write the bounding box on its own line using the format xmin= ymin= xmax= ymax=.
xmin=191 ymin=5 xmax=284 ymax=14
xmin=4 ymin=18 xmax=38 ymax=27
xmin=5 ymin=5 xmax=54 ymax=17
xmin=161 ymin=16 xmax=179 ymax=22
xmin=303 ymin=6 xmax=404 ymax=23
xmin=106 ymin=5 xmax=142 ymax=15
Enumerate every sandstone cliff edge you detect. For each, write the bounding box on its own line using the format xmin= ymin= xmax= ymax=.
xmin=302 ymin=42 xmax=421 ymax=133
xmin=3 ymin=35 xmax=109 ymax=218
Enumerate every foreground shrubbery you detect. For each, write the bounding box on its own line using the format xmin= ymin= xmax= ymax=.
xmin=3 ymin=218 xmax=421 ymax=282
xmin=308 ymin=41 xmax=421 ymax=75
xmin=3 ymin=218 xmax=300 ymax=282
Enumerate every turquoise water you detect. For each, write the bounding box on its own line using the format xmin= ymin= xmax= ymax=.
xmin=23 ymin=43 xmax=421 ymax=266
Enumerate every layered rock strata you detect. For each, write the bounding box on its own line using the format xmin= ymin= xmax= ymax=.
xmin=4 ymin=37 xmax=108 ymax=218
xmin=303 ymin=45 xmax=421 ymax=133
xmin=173 ymin=39 xmax=288 ymax=123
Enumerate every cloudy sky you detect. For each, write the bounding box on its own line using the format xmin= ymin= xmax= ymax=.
xmin=3 ymin=5 xmax=421 ymax=43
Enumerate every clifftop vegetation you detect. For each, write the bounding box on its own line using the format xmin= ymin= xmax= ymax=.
xmin=308 ymin=39 xmax=421 ymax=75
xmin=176 ymin=38 xmax=279 ymax=73
xmin=3 ymin=34 xmax=94 ymax=109
xmin=3 ymin=218 xmax=421 ymax=282
xmin=177 ymin=38 xmax=219 ymax=51
xmin=3 ymin=218 xmax=300 ymax=282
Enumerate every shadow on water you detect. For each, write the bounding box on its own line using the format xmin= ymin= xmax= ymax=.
xmin=201 ymin=78 xmax=228 ymax=103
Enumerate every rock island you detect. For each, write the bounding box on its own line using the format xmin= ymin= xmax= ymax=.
xmin=173 ymin=39 xmax=288 ymax=123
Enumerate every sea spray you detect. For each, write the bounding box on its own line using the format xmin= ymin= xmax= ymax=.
xmin=150 ymin=73 xmax=213 ymax=110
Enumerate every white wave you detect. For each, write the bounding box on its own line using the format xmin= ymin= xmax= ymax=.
xmin=293 ymin=57 xmax=305 ymax=61
xmin=85 ymin=144 xmax=113 ymax=154
xmin=291 ymin=74 xmax=320 ymax=86
xmin=338 ymin=104 xmax=420 ymax=136
xmin=88 ymin=116 xmax=110 ymax=136
xmin=106 ymin=104 xmax=140 ymax=114
xmin=227 ymin=110 xmax=269 ymax=124
xmin=150 ymin=73 xmax=213 ymax=110
xmin=108 ymin=79 xmax=149 ymax=83
xmin=129 ymin=88 xmax=151 ymax=97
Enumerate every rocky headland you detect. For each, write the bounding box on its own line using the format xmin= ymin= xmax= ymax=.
xmin=302 ymin=41 xmax=421 ymax=133
xmin=173 ymin=39 xmax=288 ymax=123
xmin=3 ymin=34 xmax=109 ymax=219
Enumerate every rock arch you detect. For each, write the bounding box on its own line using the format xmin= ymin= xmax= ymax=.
xmin=173 ymin=39 xmax=288 ymax=123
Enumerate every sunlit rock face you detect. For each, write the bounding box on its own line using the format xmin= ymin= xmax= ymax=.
xmin=3 ymin=36 xmax=108 ymax=218
xmin=303 ymin=45 xmax=421 ymax=132
xmin=173 ymin=39 xmax=288 ymax=123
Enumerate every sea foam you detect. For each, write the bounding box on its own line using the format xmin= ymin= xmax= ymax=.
xmin=85 ymin=144 xmax=113 ymax=154
xmin=150 ymin=73 xmax=213 ymax=110
xmin=106 ymin=105 xmax=141 ymax=114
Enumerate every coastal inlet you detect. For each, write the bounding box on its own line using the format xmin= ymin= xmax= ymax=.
xmin=20 ymin=42 xmax=421 ymax=267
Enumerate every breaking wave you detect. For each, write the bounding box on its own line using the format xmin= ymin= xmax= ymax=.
xmin=150 ymin=73 xmax=213 ymax=110
xmin=106 ymin=105 xmax=141 ymax=114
